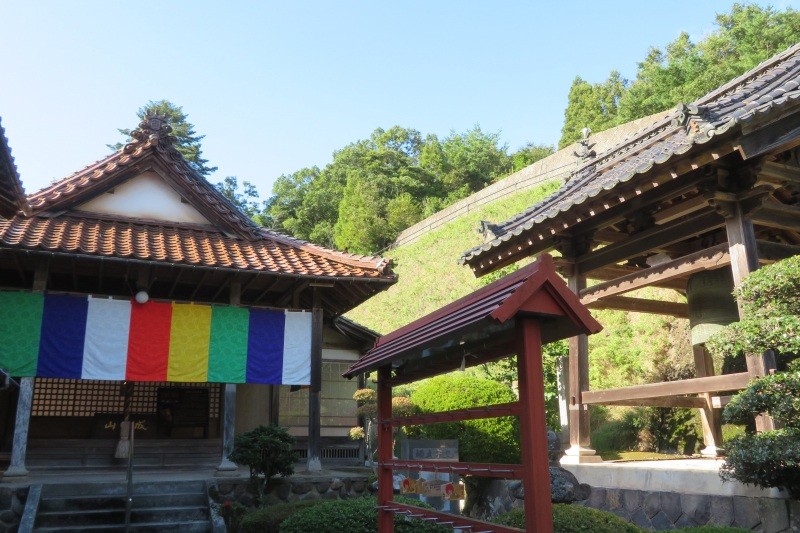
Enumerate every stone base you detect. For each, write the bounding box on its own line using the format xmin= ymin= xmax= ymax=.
xmin=560 ymin=454 xmax=603 ymax=465
xmin=215 ymin=459 xmax=238 ymax=475
xmin=699 ymin=445 xmax=722 ymax=458
xmin=2 ymin=466 xmax=29 ymax=479
xmin=560 ymin=445 xmax=602 ymax=464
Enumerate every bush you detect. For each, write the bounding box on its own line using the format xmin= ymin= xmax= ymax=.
xmin=279 ymin=496 xmax=449 ymax=533
xmin=411 ymin=374 xmax=519 ymax=465
xmin=229 ymin=425 xmax=297 ymax=501
xmin=720 ymin=369 xmax=800 ymax=498
xmin=412 ymin=374 xmax=520 ymax=513
xmin=493 ymin=504 xmax=641 ymax=532
xmin=240 ymin=500 xmax=323 ymax=533
xmin=591 ymin=408 xmax=639 ymax=453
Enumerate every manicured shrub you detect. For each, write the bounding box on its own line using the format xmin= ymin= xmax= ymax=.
xmin=492 ymin=504 xmax=641 ymax=532
xmin=240 ymin=500 xmax=323 ymax=533
xmin=411 ymin=374 xmax=519 ymax=465
xmin=229 ymin=425 xmax=297 ymax=501
xmin=279 ymin=496 xmax=449 ymax=533
xmin=721 ymin=373 xmax=800 ymax=498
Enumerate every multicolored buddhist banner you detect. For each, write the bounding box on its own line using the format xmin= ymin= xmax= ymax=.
xmin=0 ymin=292 xmax=312 ymax=385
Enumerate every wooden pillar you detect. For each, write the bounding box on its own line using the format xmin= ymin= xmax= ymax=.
xmin=217 ymin=279 xmax=242 ymax=472
xmin=561 ymin=268 xmax=599 ymax=463
xmin=724 ymin=202 xmax=776 ymax=432
xmin=4 ymin=378 xmax=33 ymax=478
xmin=376 ymin=365 xmax=394 ymax=533
xmin=5 ymin=260 xmax=49 ymax=479
xmin=306 ymin=290 xmax=324 ymax=472
xmin=693 ymin=345 xmax=723 ymax=456
xmin=516 ymin=317 xmax=554 ymax=533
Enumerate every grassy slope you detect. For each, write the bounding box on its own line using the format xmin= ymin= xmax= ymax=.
xmin=347 ymin=181 xmax=560 ymax=333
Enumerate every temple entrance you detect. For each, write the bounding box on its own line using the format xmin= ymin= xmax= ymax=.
xmin=29 ymin=379 xmax=222 ymax=439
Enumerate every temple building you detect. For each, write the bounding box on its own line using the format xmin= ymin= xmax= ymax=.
xmin=461 ymin=43 xmax=800 ymax=462
xmin=0 ymin=116 xmax=395 ymax=476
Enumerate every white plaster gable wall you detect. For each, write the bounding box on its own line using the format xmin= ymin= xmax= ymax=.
xmin=75 ymin=171 xmax=212 ymax=225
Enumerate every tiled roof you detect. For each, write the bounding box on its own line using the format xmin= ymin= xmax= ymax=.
xmin=343 ymin=254 xmax=601 ymax=379
xmin=461 ymin=43 xmax=800 ymax=267
xmin=0 ymin=118 xmax=28 ymax=218
xmin=1 ymin=115 xmax=395 ymax=282
xmin=0 ymin=213 xmax=393 ymax=279
xmin=26 ymin=116 xmax=260 ymax=240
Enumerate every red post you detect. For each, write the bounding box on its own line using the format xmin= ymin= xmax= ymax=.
xmin=377 ymin=365 xmax=394 ymax=533
xmin=516 ymin=317 xmax=554 ymax=533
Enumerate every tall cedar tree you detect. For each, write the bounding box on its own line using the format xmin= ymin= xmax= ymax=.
xmin=110 ymin=99 xmax=218 ymax=176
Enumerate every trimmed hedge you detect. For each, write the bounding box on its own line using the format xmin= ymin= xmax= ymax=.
xmin=279 ymin=496 xmax=449 ymax=533
xmin=493 ymin=505 xmax=641 ymax=532
xmin=240 ymin=500 xmax=323 ymax=533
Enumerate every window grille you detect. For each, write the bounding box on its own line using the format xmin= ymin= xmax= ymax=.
xmin=32 ymin=378 xmax=221 ymax=418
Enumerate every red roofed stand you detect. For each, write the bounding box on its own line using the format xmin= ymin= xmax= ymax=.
xmin=344 ymin=254 xmax=602 ymax=532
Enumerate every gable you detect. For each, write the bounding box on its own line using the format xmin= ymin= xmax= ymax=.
xmin=74 ymin=171 xmax=212 ymax=225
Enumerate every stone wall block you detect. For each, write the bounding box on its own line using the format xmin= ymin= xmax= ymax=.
xmin=681 ymin=494 xmax=710 ymax=524
xmin=622 ymin=489 xmax=643 ymax=513
xmin=788 ymin=500 xmax=800 ymax=531
xmin=661 ymin=492 xmax=682 ymax=523
xmin=586 ymin=487 xmax=606 ymax=509
xmin=649 ymin=510 xmax=675 ymax=530
xmin=733 ymin=496 xmax=761 ymax=530
xmin=759 ymin=498 xmax=789 ymax=533
xmin=630 ymin=508 xmax=652 ymax=530
xmin=674 ymin=513 xmax=697 ymax=529
xmin=644 ymin=492 xmax=661 ymax=519
xmin=291 ymin=482 xmax=313 ymax=495
xmin=708 ymin=496 xmax=734 ymax=526
xmin=605 ymin=488 xmax=623 ymax=511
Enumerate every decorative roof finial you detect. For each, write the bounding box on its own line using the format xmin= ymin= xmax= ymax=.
xmin=124 ymin=114 xmax=176 ymax=153
xmin=573 ymin=127 xmax=596 ymax=163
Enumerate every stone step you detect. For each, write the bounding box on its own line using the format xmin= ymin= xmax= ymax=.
xmin=36 ymin=505 xmax=208 ymax=527
xmin=41 ymin=480 xmax=207 ymax=498
xmin=34 ymin=519 xmax=211 ymax=532
xmin=39 ymin=492 xmax=207 ymax=511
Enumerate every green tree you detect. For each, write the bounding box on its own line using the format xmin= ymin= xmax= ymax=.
xmin=268 ymin=166 xmax=320 ymax=237
xmin=511 ymin=142 xmax=555 ymax=172
xmin=214 ymin=176 xmax=264 ymax=221
xmin=110 ymin=99 xmax=217 ymax=176
xmin=617 ymin=4 xmax=800 ymax=122
xmin=333 ymin=173 xmax=389 ymax=254
xmin=559 ymin=71 xmax=626 ymax=148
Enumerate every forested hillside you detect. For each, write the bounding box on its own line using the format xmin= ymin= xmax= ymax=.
xmin=254 ymin=4 xmax=799 ymax=257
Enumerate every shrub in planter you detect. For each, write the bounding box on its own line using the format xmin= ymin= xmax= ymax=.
xmin=279 ymin=496 xmax=449 ymax=533
xmin=228 ymin=425 xmax=297 ymax=502
xmin=493 ymin=504 xmax=641 ymax=532
xmin=240 ymin=500 xmax=323 ymax=533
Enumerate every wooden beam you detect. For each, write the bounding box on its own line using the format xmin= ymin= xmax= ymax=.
xmin=751 ymin=202 xmax=800 ymax=233
xmin=580 ymin=243 xmax=730 ymax=305
xmin=581 ymin=372 xmax=751 ymax=405
xmin=756 ymin=240 xmax=800 ymax=263
xmin=578 ymin=210 xmax=725 ymax=273
xmin=653 ymin=194 xmax=708 ymax=225
xmin=585 ymin=296 xmax=689 ymax=318
xmin=758 ymin=160 xmax=800 ymax=187
xmin=603 ymin=396 xmax=706 ymax=408
xmin=737 ymin=113 xmax=800 ymax=160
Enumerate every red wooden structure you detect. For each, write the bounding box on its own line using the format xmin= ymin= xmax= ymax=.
xmin=344 ymin=254 xmax=602 ymax=532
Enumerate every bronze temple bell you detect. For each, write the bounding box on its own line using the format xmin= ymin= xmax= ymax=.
xmin=686 ymin=268 xmax=740 ymax=346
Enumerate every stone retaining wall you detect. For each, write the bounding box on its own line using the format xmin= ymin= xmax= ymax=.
xmin=581 ymin=487 xmax=799 ymax=532
xmin=0 ymin=486 xmax=28 ymax=533
xmin=209 ymin=475 xmax=371 ymax=507
xmin=482 ymin=479 xmax=799 ymax=532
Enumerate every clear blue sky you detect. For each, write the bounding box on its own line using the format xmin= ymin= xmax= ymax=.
xmin=0 ymin=1 xmax=790 ymax=197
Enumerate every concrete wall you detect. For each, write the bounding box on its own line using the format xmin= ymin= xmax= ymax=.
xmin=393 ymin=112 xmax=669 ymax=249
